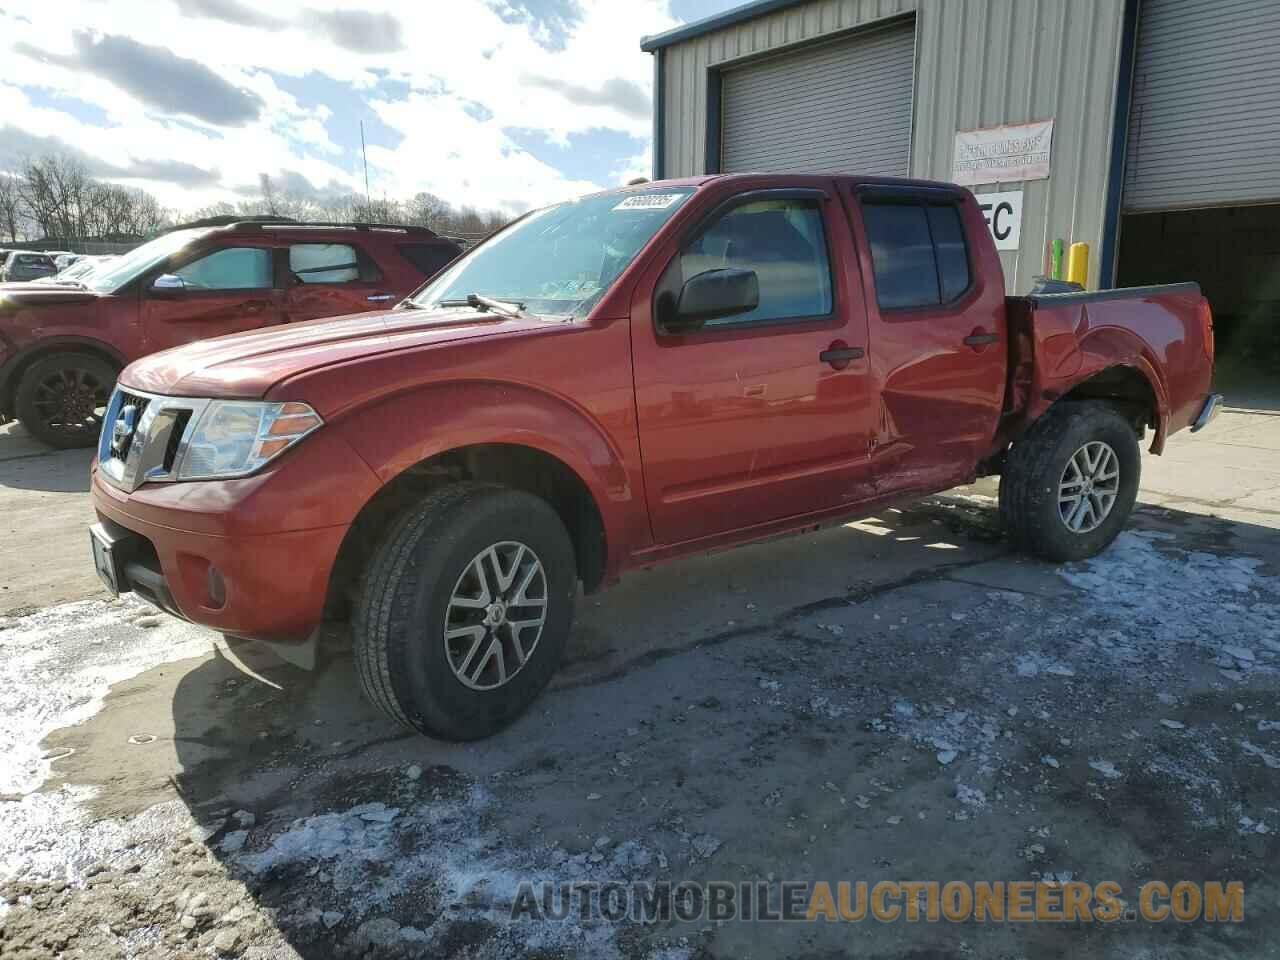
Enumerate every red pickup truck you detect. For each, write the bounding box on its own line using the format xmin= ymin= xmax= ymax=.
xmin=0 ymin=218 xmax=460 ymax=447
xmin=89 ymin=175 xmax=1220 ymax=740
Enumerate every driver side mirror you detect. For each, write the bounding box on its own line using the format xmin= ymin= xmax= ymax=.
xmin=664 ymin=268 xmax=759 ymax=334
xmin=149 ymin=273 xmax=186 ymax=296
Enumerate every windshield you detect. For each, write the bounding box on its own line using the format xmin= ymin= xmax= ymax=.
xmin=412 ymin=187 xmax=696 ymax=317
xmin=85 ymin=228 xmax=211 ymax=293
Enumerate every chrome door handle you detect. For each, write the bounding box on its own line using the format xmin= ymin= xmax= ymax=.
xmin=366 ymin=293 xmax=394 ymax=302
xmin=964 ymin=333 xmax=999 ymax=347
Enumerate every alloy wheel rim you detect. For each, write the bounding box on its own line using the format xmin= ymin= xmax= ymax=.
xmin=443 ymin=540 xmax=548 ymax=691
xmin=30 ymin=368 xmax=109 ymax=437
xmin=1058 ymin=440 xmax=1120 ymax=534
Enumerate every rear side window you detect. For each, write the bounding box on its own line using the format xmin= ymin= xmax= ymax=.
xmin=861 ymin=199 xmax=971 ymax=310
xmin=399 ymin=242 xmax=458 ymax=278
xmin=290 ymin=243 xmax=360 ymax=284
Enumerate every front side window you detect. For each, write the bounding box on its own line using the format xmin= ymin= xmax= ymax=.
xmin=85 ymin=228 xmax=212 ymax=293
xmin=862 ymin=199 xmax=971 ymax=310
xmin=174 ymin=247 xmax=272 ymax=290
xmin=290 ymin=243 xmax=361 ymax=284
xmin=676 ymin=198 xmax=833 ymax=326
xmin=413 ymin=187 xmax=695 ymax=318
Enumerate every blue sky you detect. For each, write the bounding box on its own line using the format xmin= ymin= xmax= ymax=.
xmin=0 ymin=0 xmax=745 ymax=215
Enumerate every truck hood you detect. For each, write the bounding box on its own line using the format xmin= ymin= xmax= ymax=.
xmin=119 ymin=306 xmax=551 ymax=399
xmin=0 ymin=283 xmax=101 ymax=308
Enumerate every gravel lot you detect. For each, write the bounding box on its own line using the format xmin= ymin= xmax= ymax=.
xmin=1 ymin=407 xmax=1278 ymax=959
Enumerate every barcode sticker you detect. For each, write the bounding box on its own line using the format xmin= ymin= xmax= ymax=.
xmin=613 ymin=194 xmax=683 ymax=211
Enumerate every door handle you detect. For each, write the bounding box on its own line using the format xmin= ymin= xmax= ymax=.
xmin=366 ymin=293 xmax=394 ymax=302
xmin=964 ymin=332 xmax=999 ymax=347
xmin=819 ymin=346 xmax=865 ymax=367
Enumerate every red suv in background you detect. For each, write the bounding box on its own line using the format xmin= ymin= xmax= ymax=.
xmin=0 ymin=216 xmax=461 ymax=447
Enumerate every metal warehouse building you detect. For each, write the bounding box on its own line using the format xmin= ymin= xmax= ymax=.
xmin=641 ymin=0 xmax=1280 ymax=364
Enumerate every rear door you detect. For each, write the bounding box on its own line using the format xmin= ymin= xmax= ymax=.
xmin=141 ymin=244 xmax=285 ymax=353
xmin=284 ymin=241 xmax=396 ymax=321
xmin=631 ymin=183 xmax=877 ymax=545
xmin=839 ymin=184 xmax=1008 ymax=494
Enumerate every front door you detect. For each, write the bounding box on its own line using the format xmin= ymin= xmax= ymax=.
xmin=632 ymin=185 xmax=877 ymax=546
xmin=141 ymin=245 xmax=285 ymax=353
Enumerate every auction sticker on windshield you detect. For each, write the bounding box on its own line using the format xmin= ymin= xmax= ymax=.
xmin=614 ymin=194 xmax=685 ymax=211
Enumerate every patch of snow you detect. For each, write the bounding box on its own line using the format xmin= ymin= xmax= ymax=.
xmin=0 ymin=597 xmax=214 ymax=796
xmin=1089 ymin=759 xmax=1122 ymax=780
xmin=236 ymin=788 xmax=662 ymax=958
xmin=955 ymin=783 xmax=987 ymax=808
xmin=1241 ymin=740 xmax=1280 ymax=770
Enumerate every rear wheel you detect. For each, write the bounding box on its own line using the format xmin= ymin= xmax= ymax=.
xmin=14 ymin=351 xmax=117 ymax=449
xmin=353 ymin=482 xmax=577 ymax=740
xmin=1000 ymin=401 xmax=1141 ymax=562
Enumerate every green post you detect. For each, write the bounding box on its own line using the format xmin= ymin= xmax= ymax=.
xmin=1051 ymin=238 xmax=1065 ymax=280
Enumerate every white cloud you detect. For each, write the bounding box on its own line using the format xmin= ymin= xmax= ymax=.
xmin=0 ymin=0 xmax=680 ymax=215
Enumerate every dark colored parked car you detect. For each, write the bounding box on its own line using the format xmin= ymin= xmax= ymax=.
xmin=90 ymin=174 xmax=1218 ymax=740
xmin=0 ymin=217 xmax=461 ymax=446
xmin=1 ymin=251 xmax=58 ymax=283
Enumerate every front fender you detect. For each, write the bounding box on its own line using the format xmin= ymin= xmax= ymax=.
xmin=330 ymin=379 xmax=648 ymax=570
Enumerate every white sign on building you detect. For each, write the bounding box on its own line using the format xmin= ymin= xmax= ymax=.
xmin=953 ymin=120 xmax=1054 ymax=186
xmin=975 ymin=190 xmax=1024 ymax=251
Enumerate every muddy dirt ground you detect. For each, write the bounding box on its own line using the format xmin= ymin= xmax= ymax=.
xmin=1 ymin=407 xmax=1279 ymax=959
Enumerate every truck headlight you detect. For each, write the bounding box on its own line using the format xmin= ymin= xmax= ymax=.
xmin=177 ymin=400 xmax=323 ymax=480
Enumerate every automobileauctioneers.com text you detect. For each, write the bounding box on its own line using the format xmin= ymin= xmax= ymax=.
xmin=506 ymin=880 xmax=1244 ymax=924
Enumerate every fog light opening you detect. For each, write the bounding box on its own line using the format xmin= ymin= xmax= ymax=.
xmin=207 ymin=565 xmax=227 ymax=609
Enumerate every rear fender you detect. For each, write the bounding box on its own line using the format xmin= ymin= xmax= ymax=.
xmin=1003 ymin=315 xmax=1170 ymax=454
xmin=332 ymin=380 xmax=646 ymax=573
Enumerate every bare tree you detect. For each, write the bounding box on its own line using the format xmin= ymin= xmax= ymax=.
xmin=0 ymin=174 xmax=23 ymax=242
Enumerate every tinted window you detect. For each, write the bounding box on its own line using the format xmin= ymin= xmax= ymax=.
xmin=174 ymin=247 xmax=271 ymax=290
xmin=399 ymin=243 xmax=458 ymax=278
xmin=862 ymin=200 xmax=972 ymax=310
xmin=927 ymin=204 xmax=971 ymax=301
xmin=861 ymin=202 xmax=938 ymax=309
xmin=290 ymin=243 xmax=359 ymax=284
xmin=678 ymin=198 xmax=832 ymax=326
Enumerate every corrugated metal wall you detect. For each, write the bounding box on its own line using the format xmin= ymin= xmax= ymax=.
xmin=657 ymin=0 xmax=1127 ymax=292
xmin=1124 ymin=0 xmax=1280 ymax=212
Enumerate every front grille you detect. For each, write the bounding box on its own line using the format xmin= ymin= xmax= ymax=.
xmin=110 ymin=391 xmax=150 ymax=464
xmin=98 ymin=388 xmax=208 ymax=492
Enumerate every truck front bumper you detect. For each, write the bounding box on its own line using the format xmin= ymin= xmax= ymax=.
xmin=1190 ymin=393 xmax=1224 ymax=433
xmin=92 ymin=467 xmax=351 ymax=644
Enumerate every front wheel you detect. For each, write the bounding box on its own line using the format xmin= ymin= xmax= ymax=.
xmin=1000 ymin=401 xmax=1141 ymax=562
xmin=353 ymin=483 xmax=577 ymax=740
xmin=14 ymin=351 xmax=118 ymax=449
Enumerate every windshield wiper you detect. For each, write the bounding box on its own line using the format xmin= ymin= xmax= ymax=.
xmin=438 ymin=293 xmax=528 ymax=319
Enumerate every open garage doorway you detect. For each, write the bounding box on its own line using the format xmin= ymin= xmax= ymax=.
xmin=1117 ymin=205 xmax=1280 ymax=390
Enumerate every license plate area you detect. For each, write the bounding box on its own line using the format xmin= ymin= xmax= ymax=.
xmin=90 ymin=522 xmax=133 ymax=596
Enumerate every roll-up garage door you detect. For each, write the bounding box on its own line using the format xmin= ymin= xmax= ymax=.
xmin=1123 ymin=0 xmax=1280 ymax=211
xmin=720 ymin=20 xmax=915 ymax=176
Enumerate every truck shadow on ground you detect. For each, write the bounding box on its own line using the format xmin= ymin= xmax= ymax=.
xmin=157 ymin=494 xmax=1280 ymax=959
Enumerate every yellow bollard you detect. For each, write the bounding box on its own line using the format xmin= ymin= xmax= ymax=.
xmin=1067 ymin=242 xmax=1089 ymax=288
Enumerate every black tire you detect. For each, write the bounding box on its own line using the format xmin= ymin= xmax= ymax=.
xmin=14 ymin=351 xmax=118 ymax=449
xmin=353 ymin=482 xmax=577 ymax=740
xmin=1000 ymin=401 xmax=1141 ymax=562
